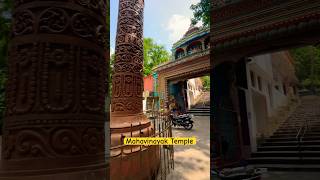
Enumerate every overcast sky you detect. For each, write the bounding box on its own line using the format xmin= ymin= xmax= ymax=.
xmin=110 ymin=0 xmax=201 ymax=54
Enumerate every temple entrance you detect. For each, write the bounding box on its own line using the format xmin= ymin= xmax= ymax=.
xmin=212 ymin=46 xmax=320 ymax=172
xmin=169 ymin=81 xmax=188 ymax=113
xmin=168 ymin=75 xmax=210 ymax=114
xmin=212 ymin=62 xmax=243 ymax=167
xmin=211 ymin=0 xmax=320 ymax=172
xmin=154 ymin=26 xmax=210 ymax=103
xmin=167 ymin=74 xmax=211 ymax=180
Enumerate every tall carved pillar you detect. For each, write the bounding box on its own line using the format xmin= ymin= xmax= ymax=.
xmin=0 ymin=1 xmax=108 ymax=179
xmin=110 ymin=0 xmax=159 ymax=179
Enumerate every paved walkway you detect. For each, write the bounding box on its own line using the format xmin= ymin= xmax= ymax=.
xmin=167 ymin=116 xmax=210 ymax=180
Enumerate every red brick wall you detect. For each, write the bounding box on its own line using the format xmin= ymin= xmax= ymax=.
xmin=144 ymin=75 xmax=154 ymax=92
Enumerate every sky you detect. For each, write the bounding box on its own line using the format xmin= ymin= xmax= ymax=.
xmin=110 ymin=0 xmax=201 ymax=55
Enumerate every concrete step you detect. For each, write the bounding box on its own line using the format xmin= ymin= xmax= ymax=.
xmin=187 ymin=109 xmax=210 ymax=112
xmin=187 ymin=108 xmax=210 ymax=116
xmin=250 ymin=96 xmax=320 ymax=169
xmin=277 ymin=127 xmax=320 ymax=132
xmin=262 ymin=140 xmax=320 ymax=146
xmin=252 ymin=151 xmax=320 ymax=157
xmin=250 ymin=164 xmax=320 ymax=171
xmin=188 ymin=107 xmax=209 ymax=110
xmin=273 ymin=132 xmax=320 ymax=136
xmin=275 ymin=129 xmax=320 ymax=134
xmin=266 ymin=136 xmax=320 ymax=142
xmin=270 ymin=135 xmax=320 ymax=139
xmin=248 ymin=157 xmax=320 ymax=164
xmin=279 ymin=124 xmax=320 ymax=127
xmin=280 ymin=123 xmax=320 ymax=127
xmin=258 ymin=145 xmax=320 ymax=151
xmin=187 ymin=113 xmax=210 ymax=116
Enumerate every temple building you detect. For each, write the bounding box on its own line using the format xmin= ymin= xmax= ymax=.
xmin=143 ymin=73 xmax=160 ymax=111
xmin=185 ymin=77 xmax=204 ymax=109
xmin=213 ymin=50 xmax=299 ymax=167
xmin=212 ymin=0 xmax=320 ymax=174
xmin=243 ymin=51 xmax=299 ymax=156
xmin=154 ymin=25 xmax=210 ymax=112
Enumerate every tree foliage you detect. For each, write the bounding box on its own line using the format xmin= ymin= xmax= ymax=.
xmin=201 ymin=75 xmax=210 ymax=91
xmin=290 ymin=46 xmax=320 ymax=89
xmin=143 ymin=38 xmax=170 ymax=76
xmin=190 ymin=0 xmax=211 ymax=27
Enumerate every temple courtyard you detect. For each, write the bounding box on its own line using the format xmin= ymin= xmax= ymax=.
xmin=167 ymin=116 xmax=210 ymax=180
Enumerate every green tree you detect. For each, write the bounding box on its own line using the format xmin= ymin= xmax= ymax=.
xmin=190 ymin=0 xmax=211 ymax=27
xmin=143 ymin=38 xmax=170 ymax=76
xmin=290 ymin=46 xmax=320 ymax=90
xmin=110 ymin=53 xmax=115 ymax=70
xmin=109 ymin=53 xmax=115 ymax=93
xmin=201 ymin=75 xmax=210 ymax=91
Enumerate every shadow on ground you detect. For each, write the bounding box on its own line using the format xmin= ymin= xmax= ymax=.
xmin=167 ymin=116 xmax=210 ymax=180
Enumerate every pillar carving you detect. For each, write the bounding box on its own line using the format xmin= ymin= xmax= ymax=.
xmin=110 ymin=0 xmax=159 ymax=179
xmin=0 ymin=1 xmax=108 ymax=179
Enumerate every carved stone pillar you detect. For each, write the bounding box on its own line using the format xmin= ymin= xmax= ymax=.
xmin=110 ymin=0 xmax=159 ymax=179
xmin=0 ymin=1 xmax=108 ymax=179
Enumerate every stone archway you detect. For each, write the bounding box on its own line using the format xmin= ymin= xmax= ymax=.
xmin=212 ymin=0 xmax=320 ymax=65
xmin=211 ymin=0 xmax=320 ymax=168
xmin=155 ymin=51 xmax=210 ymax=101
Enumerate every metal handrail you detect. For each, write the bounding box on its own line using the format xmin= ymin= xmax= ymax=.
xmin=296 ymin=119 xmax=309 ymax=160
xmin=296 ymin=119 xmax=309 ymax=140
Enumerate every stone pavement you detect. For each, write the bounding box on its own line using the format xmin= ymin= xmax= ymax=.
xmin=167 ymin=116 xmax=210 ymax=180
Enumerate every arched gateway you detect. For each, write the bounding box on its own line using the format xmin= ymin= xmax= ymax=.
xmin=154 ymin=26 xmax=210 ymax=102
xmin=211 ymin=0 xmax=320 ymax=169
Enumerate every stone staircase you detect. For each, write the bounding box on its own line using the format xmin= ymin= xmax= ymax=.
xmin=249 ymin=96 xmax=320 ymax=171
xmin=187 ymin=91 xmax=210 ymax=116
xmin=187 ymin=107 xmax=210 ymax=116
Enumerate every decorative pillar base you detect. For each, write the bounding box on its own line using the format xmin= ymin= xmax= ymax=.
xmin=110 ymin=114 xmax=160 ymax=180
xmin=110 ymin=147 xmax=159 ymax=180
xmin=0 ymin=163 xmax=108 ymax=180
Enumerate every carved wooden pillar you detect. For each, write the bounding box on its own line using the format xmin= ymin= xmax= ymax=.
xmin=0 ymin=1 xmax=108 ymax=179
xmin=110 ymin=0 xmax=159 ymax=179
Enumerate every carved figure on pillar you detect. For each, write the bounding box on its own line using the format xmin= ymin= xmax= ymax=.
xmin=110 ymin=0 xmax=160 ymax=179
xmin=0 ymin=0 xmax=108 ymax=179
